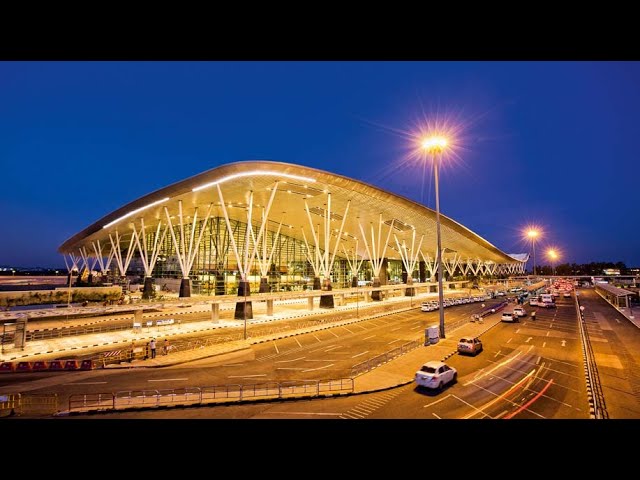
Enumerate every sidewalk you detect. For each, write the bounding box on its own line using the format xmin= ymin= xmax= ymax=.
xmin=1 ymin=289 xmax=475 ymax=363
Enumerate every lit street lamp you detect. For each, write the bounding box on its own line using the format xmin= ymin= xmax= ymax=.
xmin=526 ymin=229 xmax=540 ymax=276
xmin=547 ymin=248 xmax=558 ymax=276
xmin=422 ymin=135 xmax=448 ymax=339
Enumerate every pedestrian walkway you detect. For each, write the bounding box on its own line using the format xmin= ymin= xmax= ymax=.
xmin=1 ymin=289 xmax=476 ymax=363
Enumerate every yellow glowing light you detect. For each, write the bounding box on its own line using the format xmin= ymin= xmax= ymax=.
xmin=421 ymin=136 xmax=448 ymax=153
xmin=526 ymin=229 xmax=539 ymax=239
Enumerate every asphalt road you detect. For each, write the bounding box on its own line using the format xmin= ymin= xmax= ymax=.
xmin=0 ymin=300 xmax=498 ymax=406
xmin=577 ymin=288 xmax=640 ymax=418
xmin=19 ymin=296 xmax=592 ymax=419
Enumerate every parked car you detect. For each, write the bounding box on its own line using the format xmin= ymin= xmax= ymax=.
xmin=415 ymin=360 xmax=457 ymax=390
xmin=457 ymin=336 xmax=483 ymax=356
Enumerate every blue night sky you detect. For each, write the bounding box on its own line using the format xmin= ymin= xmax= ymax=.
xmin=1 ymin=61 xmax=639 ymax=268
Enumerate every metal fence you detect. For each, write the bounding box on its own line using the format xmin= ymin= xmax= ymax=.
xmin=67 ymin=377 xmax=354 ymax=413
xmin=0 ymin=393 xmax=58 ymax=417
xmin=350 ymin=339 xmax=422 ymax=377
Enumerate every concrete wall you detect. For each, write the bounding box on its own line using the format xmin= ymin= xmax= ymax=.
xmin=0 ymin=286 xmax=123 ymax=307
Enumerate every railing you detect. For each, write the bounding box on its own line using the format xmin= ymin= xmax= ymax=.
xmin=0 ymin=392 xmax=58 ymax=416
xmin=67 ymin=378 xmax=354 ymax=413
xmin=350 ymin=339 xmax=422 ymax=377
xmin=575 ymin=295 xmax=608 ymax=419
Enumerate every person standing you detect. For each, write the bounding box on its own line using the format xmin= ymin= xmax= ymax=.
xmin=150 ymin=338 xmax=157 ymax=359
xmin=163 ymin=338 xmax=169 ymax=355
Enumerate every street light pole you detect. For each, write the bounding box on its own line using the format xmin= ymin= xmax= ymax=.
xmin=532 ymin=239 xmax=537 ymax=276
xmin=433 ymin=151 xmax=445 ymax=339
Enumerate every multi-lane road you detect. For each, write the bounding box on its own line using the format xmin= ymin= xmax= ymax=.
xmin=5 ymin=289 xmax=640 ymax=419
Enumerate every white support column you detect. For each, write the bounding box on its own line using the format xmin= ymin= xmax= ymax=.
xmin=133 ymin=219 xmax=169 ymax=278
xmin=357 ymin=215 xmax=394 ymax=278
xmin=108 ymin=230 xmax=137 ymax=277
xmin=63 ymin=253 xmax=81 ymax=274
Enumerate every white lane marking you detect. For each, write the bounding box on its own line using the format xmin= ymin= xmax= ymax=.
xmin=516 ymin=328 xmax=521 ymax=334
xmin=452 ymin=395 xmax=492 ymax=419
xmin=351 ymin=351 xmax=369 ymax=358
xmin=527 ymin=345 xmax=534 ymax=353
xmin=148 ymin=378 xmax=188 ymax=382
xmin=310 ymin=344 xmax=334 ymax=353
xmin=267 ymin=411 xmax=343 ymax=416
xmin=424 ymin=394 xmax=452 ymax=408
xmin=546 ymin=331 xmax=550 ymax=337
xmin=432 ymin=413 xmax=441 ymax=419
xmin=549 ymin=323 xmax=553 ymax=328
xmin=507 ymin=338 xmax=512 ymax=344
xmin=273 ymin=342 xmax=280 ymax=354
xmin=536 ymin=356 xmax=541 ymax=365
xmin=464 ymin=351 xmax=522 ymax=386
xmin=64 ymin=382 xmax=107 ymax=385
xmin=274 ymin=357 xmax=306 ymax=363
xmin=342 ymin=326 xmax=355 ymax=334
xmin=276 ymin=367 xmax=306 ymax=371
xmin=363 ymin=335 xmax=377 ymax=340
xmin=561 ymin=340 xmax=566 ymax=347
xmin=303 ymin=363 xmax=335 ymax=372
xmin=304 ymin=359 xmax=335 ymax=362
xmin=388 ymin=339 xmax=402 ymax=345
xmin=411 ymin=325 xmax=424 ymax=330
xmin=324 ymin=345 xmax=341 ymax=352
xmin=615 ymin=319 xmax=621 ymax=324
xmin=222 ymin=364 xmax=244 ymax=367
xmin=328 ymin=330 xmax=339 ymax=338
xmin=542 ymin=342 xmax=546 ymax=348
xmin=390 ymin=326 xmax=402 ymax=332
xmin=494 ymin=350 xmax=501 ymax=358
xmin=294 ymin=337 xmax=302 ymax=348
xmin=525 ymin=337 xmax=532 ymax=343
xmin=228 ymin=374 xmax=267 ymax=378
xmin=313 ymin=334 xmax=321 ymax=343
xmin=352 ymin=407 xmax=373 ymax=415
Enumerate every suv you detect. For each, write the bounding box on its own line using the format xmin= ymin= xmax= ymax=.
xmin=415 ymin=361 xmax=457 ymax=390
xmin=501 ymin=312 xmax=517 ymax=322
xmin=457 ymin=336 xmax=483 ymax=356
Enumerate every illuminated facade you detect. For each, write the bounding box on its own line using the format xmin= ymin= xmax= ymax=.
xmin=59 ymin=161 xmax=528 ymax=297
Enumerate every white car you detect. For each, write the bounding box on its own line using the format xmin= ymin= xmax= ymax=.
xmin=513 ymin=306 xmax=527 ymax=317
xmin=415 ymin=360 xmax=457 ymax=390
xmin=501 ymin=312 xmax=518 ymax=322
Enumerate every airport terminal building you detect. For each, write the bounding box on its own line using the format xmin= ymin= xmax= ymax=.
xmin=59 ymin=161 xmax=527 ymax=298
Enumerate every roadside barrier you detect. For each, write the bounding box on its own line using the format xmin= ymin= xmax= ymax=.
xmin=80 ymin=359 xmax=95 ymax=370
xmin=48 ymin=360 xmax=65 ymax=371
xmin=64 ymin=359 xmax=80 ymax=370
xmin=68 ymin=377 xmax=354 ymax=413
xmin=32 ymin=361 xmax=49 ymax=371
xmin=0 ymin=362 xmax=16 ymax=373
xmin=16 ymin=361 xmax=33 ymax=372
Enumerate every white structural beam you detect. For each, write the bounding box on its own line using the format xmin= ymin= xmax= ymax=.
xmin=163 ymin=201 xmax=212 ymax=280
xmin=91 ymin=240 xmax=115 ymax=274
xmin=109 ymin=229 xmax=137 ymax=277
xmin=358 ymin=215 xmax=394 ymax=278
xmin=342 ymin=240 xmax=365 ymax=278
xmin=419 ymin=250 xmax=437 ymax=280
xmin=394 ymin=230 xmax=424 ymax=281
xmin=303 ymin=194 xmax=350 ymax=280
xmin=246 ymin=185 xmax=279 ymax=277
xmin=133 ymin=219 xmax=169 ymax=278
xmin=63 ymin=253 xmax=81 ymax=274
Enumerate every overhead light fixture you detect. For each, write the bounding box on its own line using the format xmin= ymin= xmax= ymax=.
xmin=192 ymin=171 xmax=316 ymax=192
xmin=103 ymin=197 xmax=170 ymax=229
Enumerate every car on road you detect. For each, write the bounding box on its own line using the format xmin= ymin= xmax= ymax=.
xmin=501 ymin=311 xmax=518 ymax=322
xmin=457 ymin=336 xmax=483 ymax=356
xmin=538 ymin=301 xmax=556 ymax=309
xmin=415 ymin=360 xmax=457 ymax=390
xmin=563 ymin=292 xmax=571 ymax=298
xmin=513 ymin=306 xmax=527 ymax=318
